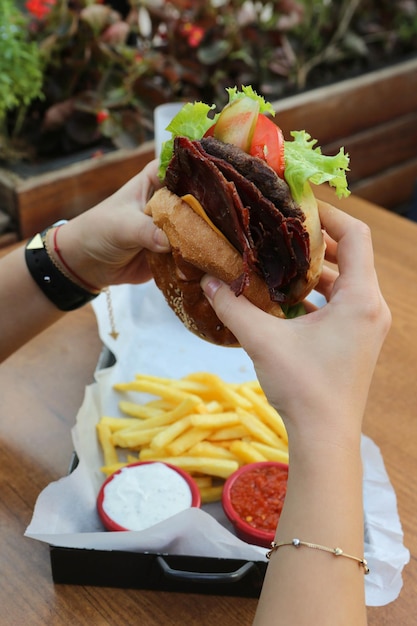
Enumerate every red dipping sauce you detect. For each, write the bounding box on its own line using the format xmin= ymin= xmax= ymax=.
xmin=222 ymin=461 xmax=288 ymax=547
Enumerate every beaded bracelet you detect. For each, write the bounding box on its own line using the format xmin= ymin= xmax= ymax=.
xmin=266 ymin=538 xmax=369 ymax=575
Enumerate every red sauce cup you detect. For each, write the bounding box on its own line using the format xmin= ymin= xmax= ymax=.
xmin=97 ymin=461 xmax=201 ymax=532
xmin=222 ymin=461 xmax=288 ymax=547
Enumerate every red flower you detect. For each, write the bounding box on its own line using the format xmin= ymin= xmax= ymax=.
xmin=25 ymin=0 xmax=56 ymax=20
xmin=96 ymin=109 xmax=110 ymax=124
xmin=180 ymin=22 xmax=204 ymax=48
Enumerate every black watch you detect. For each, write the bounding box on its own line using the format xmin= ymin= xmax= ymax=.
xmin=25 ymin=224 xmax=99 ymax=312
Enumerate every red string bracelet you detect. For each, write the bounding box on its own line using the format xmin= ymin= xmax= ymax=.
xmin=53 ymin=225 xmax=100 ymax=293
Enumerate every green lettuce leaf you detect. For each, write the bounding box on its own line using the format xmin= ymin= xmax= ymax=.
xmin=158 ymin=101 xmax=217 ymax=179
xmin=284 ymin=130 xmax=350 ymax=203
xmin=281 ymin=302 xmax=307 ymax=319
xmin=226 ymin=85 xmax=275 ymax=116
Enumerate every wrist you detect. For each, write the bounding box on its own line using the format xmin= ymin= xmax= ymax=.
xmin=289 ymin=435 xmax=363 ymax=473
xmin=25 ymin=224 xmax=100 ymax=312
xmin=277 ymin=434 xmax=364 ymax=549
xmin=46 ymin=224 xmax=102 ymax=293
xmin=284 ymin=406 xmax=363 ymax=458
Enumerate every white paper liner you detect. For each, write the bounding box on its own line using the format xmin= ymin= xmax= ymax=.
xmin=25 ymin=283 xmax=410 ymax=606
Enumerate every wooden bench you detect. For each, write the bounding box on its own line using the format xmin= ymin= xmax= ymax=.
xmin=271 ymin=57 xmax=417 ymax=215
xmin=0 ymin=141 xmax=157 ymax=240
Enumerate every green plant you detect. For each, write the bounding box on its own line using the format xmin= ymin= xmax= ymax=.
xmin=0 ymin=0 xmax=44 ymax=159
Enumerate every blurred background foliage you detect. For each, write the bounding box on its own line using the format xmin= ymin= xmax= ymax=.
xmin=1 ymin=0 xmax=417 ymax=163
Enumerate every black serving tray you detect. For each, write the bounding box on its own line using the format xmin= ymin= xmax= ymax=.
xmin=50 ymin=547 xmax=267 ymax=596
xmin=49 ymin=348 xmax=269 ymax=596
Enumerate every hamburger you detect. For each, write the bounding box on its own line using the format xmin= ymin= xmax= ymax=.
xmin=145 ymin=86 xmax=350 ymax=346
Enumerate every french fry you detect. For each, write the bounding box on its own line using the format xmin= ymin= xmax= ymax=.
xmin=251 ymin=441 xmax=289 ymax=464
xmin=138 ymin=447 xmax=169 ymax=460
xmin=114 ymin=379 xmax=201 ymax=405
xmin=151 ymin=455 xmax=239 ymax=479
xmin=134 ymin=373 xmax=176 ymax=384
xmin=112 ymin=426 xmax=165 ymax=449
xmin=113 ymin=414 xmax=165 ymax=431
xmin=237 ymin=408 xmax=283 ymax=448
xmin=147 ymin=399 xmax=175 ymax=410
xmin=98 ymin=372 xmax=289 ymax=488
xmin=134 ymin=372 xmax=209 ymax=395
xmin=118 ymin=401 xmax=165 ymax=420
xmin=200 ymin=485 xmax=224 ymax=503
xmin=96 ymin=422 xmax=119 ymax=466
xmin=192 ymin=476 xmax=213 ymax=489
xmin=266 ymin=435 xmax=288 ymax=453
xmin=189 ymin=412 xmax=240 ymax=429
xmin=242 ymin=380 xmax=263 ymax=392
xmin=167 ymin=396 xmax=208 ymax=419
xmin=208 ymin=425 xmax=250 ymax=441
xmin=196 ymin=400 xmax=224 ymax=414
xmin=99 ymin=416 xmax=143 ymax=431
xmin=118 ymin=397 xmax=200 ymax=432
xmin=229 ymin=440 xmax=268 ymax=464
xmin=150 ymin=416 xmax=191 ymax=451
xmin=166 ymin=427 xmax=214 ymax=457
xmin=184 ymin=372 xmax=252 ymax=409
xmin=209 ymin=440 xmax=233 ymax=449
xmin=187 ymin=441 xmax=239 ymax=461
xmin=239 ymin=384 xmax=288 ymax=443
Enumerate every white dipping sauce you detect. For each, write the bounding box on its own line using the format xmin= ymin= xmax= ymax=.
xmin=102 ymin=463 xmax=192 ymax=531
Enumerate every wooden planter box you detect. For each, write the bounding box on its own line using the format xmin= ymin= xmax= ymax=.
xmin=271 ymin=56 xmax=417 ymax=214
xmin=0 ymin=141 xmax=156 ymax=240
xmin=1 ymin=56 xmax=417 ymax=242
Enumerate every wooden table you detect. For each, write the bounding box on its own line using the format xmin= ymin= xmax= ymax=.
xmin=0 ymin=190 xmax=416 ymax=625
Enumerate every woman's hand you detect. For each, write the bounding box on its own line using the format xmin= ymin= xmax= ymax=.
xmin=51 ymin=159 xmax=170 ymax=291
xmin=201 ymin=201 xmax=391 ymax=445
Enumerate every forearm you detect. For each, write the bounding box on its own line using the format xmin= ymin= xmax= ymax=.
xmin=253 ymin=430 xmax=367 ymax=626
xmin=0 ymin=245 xmax=64 ymax=361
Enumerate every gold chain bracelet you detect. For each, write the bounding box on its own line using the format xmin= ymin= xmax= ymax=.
xmin=266 ymin=538 xmax=369 ymax=575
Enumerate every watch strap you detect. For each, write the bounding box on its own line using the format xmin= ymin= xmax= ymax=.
xmin=25 ymin=227 xmax=99 ymax=311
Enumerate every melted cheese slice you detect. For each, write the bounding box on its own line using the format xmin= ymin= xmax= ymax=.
xmin=181 ymin=194 xmax=229 ymax=244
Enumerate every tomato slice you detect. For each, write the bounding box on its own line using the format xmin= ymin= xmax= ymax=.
xmin=203 ymin=110 xmax=285 ymax=179
xmin=249 ymin=114 xmax=285 ymax=179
